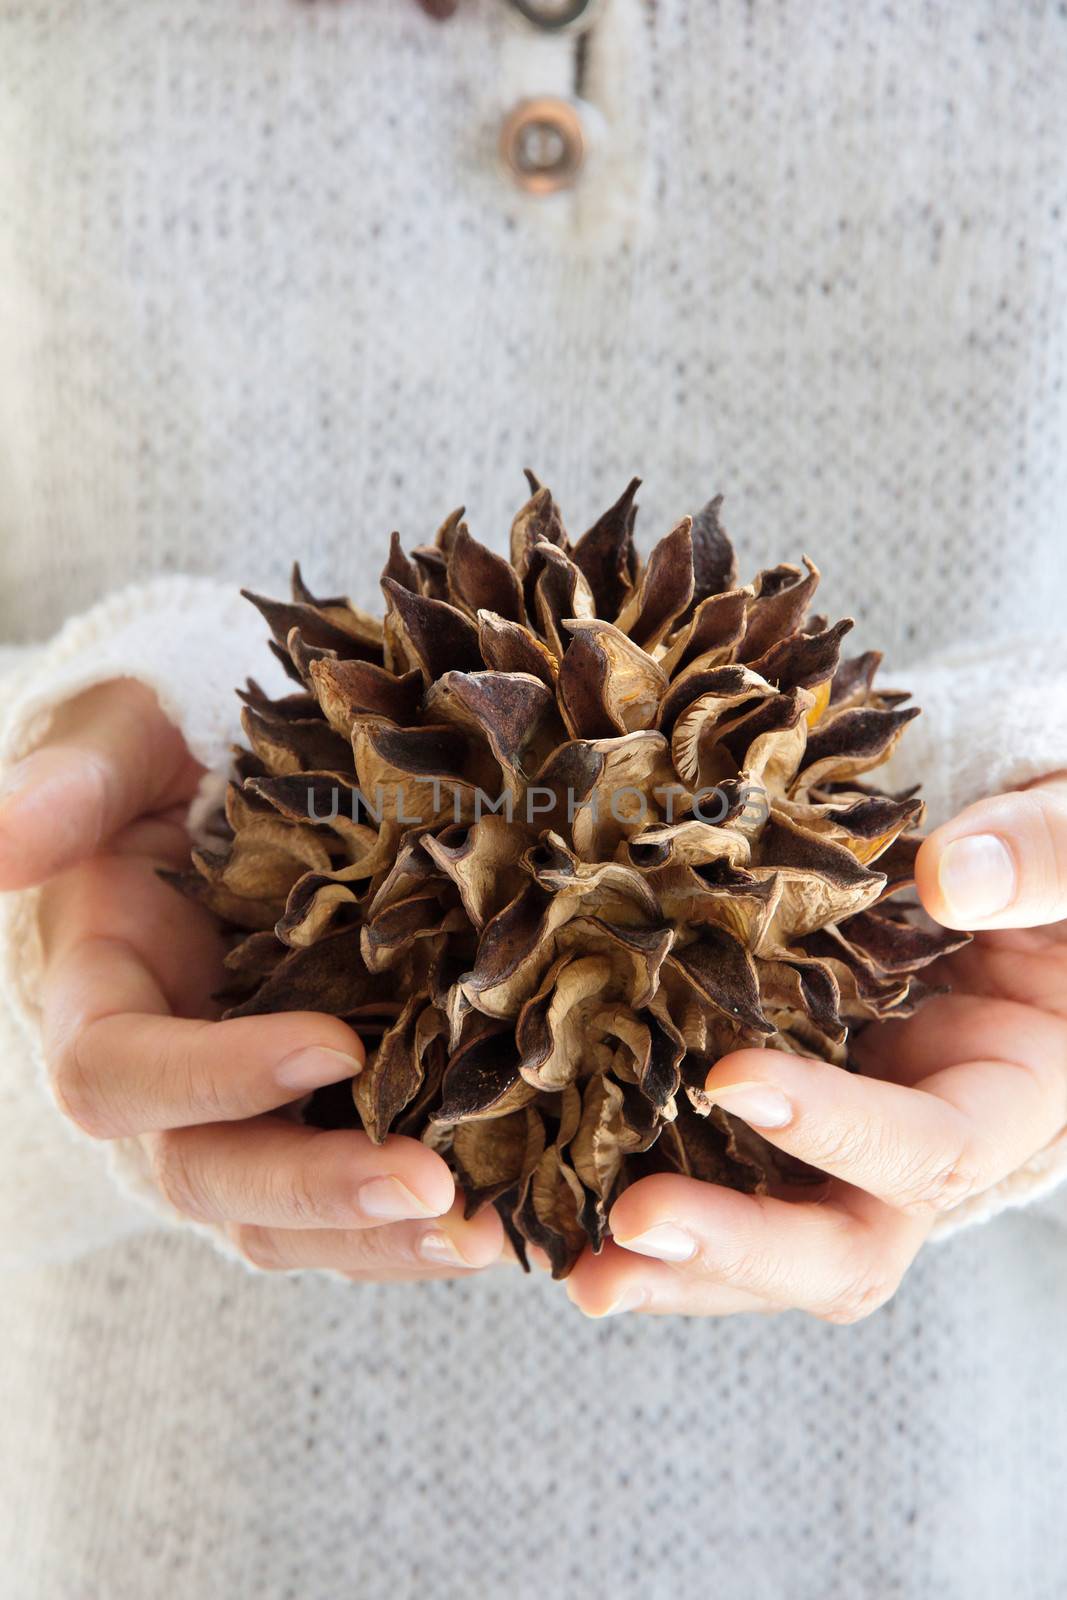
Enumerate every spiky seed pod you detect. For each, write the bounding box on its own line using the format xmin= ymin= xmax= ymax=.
xmin=177 ymin=479 xmax=967 ymax=1277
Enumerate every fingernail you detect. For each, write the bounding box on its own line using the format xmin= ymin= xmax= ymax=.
xmin=275 ymin=1045 xmax=362 ymax=1092
xmin=703 ymin=1081 xmax=792 ymax=1128
xmin=939 ymin=834 xmax=1016 ymax=922
xmin=417 ymin=1230 xmax=477 ymax=1268
xmin=598 ymin=1286 xmax=647 ymax=1318
xmin=616 ymin=1223 xmax=697 ymax=1263
xmin=357 ymin=1176 xmax=438 ymax=1222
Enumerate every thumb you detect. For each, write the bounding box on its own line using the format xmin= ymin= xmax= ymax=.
xmin=916 ymin=773 xmax=1067 ymax=931
xmin=0 ymin=679 xmax=202 ymax=891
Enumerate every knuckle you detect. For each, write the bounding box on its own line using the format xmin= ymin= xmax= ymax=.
xmin=337 ymin=1221 xmax=415 ymax=1274
xmin=177 ymin=1038 xmax=230 ymax=1123
xmin=73 ymin=751 xmax=114 ymax=844
xmin=49 ymin=1031 xmax=115 ymax=1140
xmin=1029 ymin=789 xmax=1067 ymax=916
xmin=823 ymin=1265 xmax=896 ymax=1326
xmin=701 ymin=1241 xmax=779 ymax=1298
xmin=894 ymin=1145 xmax=983 ymax=1216
xmin=802 ymin=1113 xmax=985 ymax=1219
xmin=231 ymin=1225 xmax=283 ymax=1273
xmin=281 ymin=1154 xmax=327 ymax=1228
xmin=150 ymin=1131 xmax=208 ymax=1220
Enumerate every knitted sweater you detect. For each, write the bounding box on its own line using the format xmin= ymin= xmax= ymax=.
xmin=2 ymin=2 xmax=1067 ymax=1596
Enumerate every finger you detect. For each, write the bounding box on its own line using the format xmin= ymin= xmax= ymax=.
xmin=568 ymin=1176 xmax=927 ymax=1323
xmin=39 ymin=845 xmax=224 ymax=1025
xmin=229 ymin=1195 xmax=505 ymax=1277
xmin=917 ymin=773 xmax=1067 ymax=931
xmin=41 ymin=933 xmax=367 ymax=1137
xmin=0 ymin=679 xmax=200 ymax=890
xmin=852 ymin=991 xmax=1050 ymax=1085
xmin=702 ymin=1025 xmax=1067 ymax=1217
xmin=148 ymin=1116 xmax=457 ymax=1229
xmin=566 ymin=1241 xmax=775 ymax=1319
xmin=104 ymin=808 xmax=197 ymax=870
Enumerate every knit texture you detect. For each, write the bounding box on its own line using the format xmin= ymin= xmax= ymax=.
xmin=2 ymin=1 xmax=1065 ymax=653
xmin=2 ymin=1 xmax=1067 ymax=1596
xmin=3 ymin=1216 xmax=1067 ymax=1600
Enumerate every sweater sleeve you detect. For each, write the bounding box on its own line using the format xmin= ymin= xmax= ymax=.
xmin=0 ymin=641 xmax=163 ymax=1264
xmin=0 ymin=578 xmax=289 ymax=1267
xmin=878 ymin=632 xmax=1067 ymax=1239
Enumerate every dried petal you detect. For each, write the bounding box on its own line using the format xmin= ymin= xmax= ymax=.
xmin=448 ymin=525 xmax=525 ymax=623
xmin=833 ymin=907 xmax=971 ymax=973
xmin=224 ymin=927 xmax=375 ymax=1018
xmin=739 ymin=558 xmax=820 ymax=662
xmin=668 ymin=927 xmax=776 ymax=1036
xmin=435 ymin=1023 xmax=536 ymax=1123
xmin=509 ymin=484 xmax=567 ymax=576
xmin=515 ymin=1145 xmax=587 ymax=1279
xmin=658 ymin=589 xmax=749 ymax=677
xmin=530 ymin=541 xmax=596 ymax=660
xmin=476 ymin=609 xmax=558 ymax=687
xmin=571 ymin=477 xmax=640 ymax=619
xmin=452 ymin=1107 xmax=545 ymax=1211
xmin=516 ymin=954 xmax=616 ymax=1089
xmin=424 ymin=670 xmax=556 ymax=792
xmin=614 ymin=518 xmax=696 ymax=651
xmin=558 ymin=620 xmax=667 ymax=739
xmin=797 ymin=705 xmax=921 ymax=791
xmin=354 ymin=996 xmax=428 ymax=1143
xmin=382 ymin=531 xmax=419 ymax=593
xmin=688 ymin=493 xmax=738 ymax=609
xmin=381 ymin=577 xmax=483 ymax=682
xmin=242 ymin=587 xmax=383 ymax=663
xmin=240 ymin=704 xmax=354 ymax=777
xmin=309 ymin=657 xmax=423 ymax=734
xmin=421 ymin=814 xmax=531 ymax=929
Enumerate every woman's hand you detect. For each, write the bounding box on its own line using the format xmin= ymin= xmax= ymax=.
xmin=0 ymin=680 xmax=504 ymax=1277
xmin=567 ymin=775 xmax=1067 ymax=1320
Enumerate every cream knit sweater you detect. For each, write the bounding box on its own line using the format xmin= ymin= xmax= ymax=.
xmin=2 ymin=3 xmax=1067 ymax=1596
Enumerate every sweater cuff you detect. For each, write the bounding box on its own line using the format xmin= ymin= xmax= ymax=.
xmin=881 ymin=633 xmax=1067 ymax=1238
xmin=880 ymin=635 xmax=1067 ymax=827
xmin=0 ymin=577 xmax=288 ymax=1259
xmin=0 ymin=575 xmax=288 ymax=773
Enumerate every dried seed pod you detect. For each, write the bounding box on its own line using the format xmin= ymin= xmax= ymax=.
xmin=177 ymin=478 xmax=967 ymax=1278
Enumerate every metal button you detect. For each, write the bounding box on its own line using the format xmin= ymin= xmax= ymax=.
xmin=505 ymin=0 xmax=602 ymax=32
xmin=500 ymin=98 xmax=586 ymax=195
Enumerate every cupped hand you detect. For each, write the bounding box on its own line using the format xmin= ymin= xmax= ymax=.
xmin=567 ymin=775 xmax=1067 ymax=1320
xmin=0 ymin=680 xmax=504 ymax=1278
